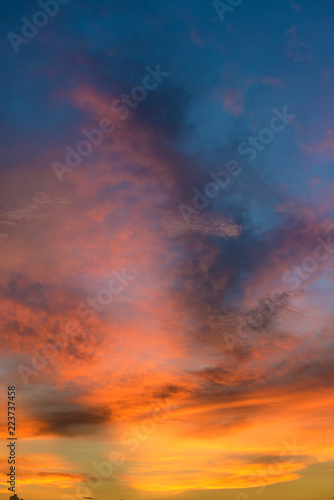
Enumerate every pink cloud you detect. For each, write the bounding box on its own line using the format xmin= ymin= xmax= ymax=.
xmin=262 ymin=77 xmax=284 ymax=87
xmin=222 ymin=88 xmax=244 ymax=116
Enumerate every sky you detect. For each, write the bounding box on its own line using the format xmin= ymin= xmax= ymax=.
xmin=1 ymin=0 xmax=334 ymax=499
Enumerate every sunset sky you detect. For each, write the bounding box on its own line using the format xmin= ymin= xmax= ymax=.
xmin=1 ymin=1 xmax=334 ymax=499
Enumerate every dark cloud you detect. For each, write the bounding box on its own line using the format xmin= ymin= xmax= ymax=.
xmin=2 ymin=274 xmax=53 ymax=312
xmin=154 ymin=384 xmax=186 ymax=399
xmin=236 ymin=292 xmax=290 ymax=335
xmin=190 ymin=366 xmax=231 ymax=385
xmin=36 ymin=403 xmax=112 ymax=437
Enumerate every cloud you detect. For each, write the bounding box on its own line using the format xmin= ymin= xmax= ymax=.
xmin=222 ymin=88 xmax=244 ymax=116
xmin=289 ymin=1 xmax=303 ymax=12
xmin=302 ymin=129 xmax=334 ymax=154
xmin=36 ymin=405 xmax=112 ymax=436
xmin=163 ymin=211 xmax=243 ymax=238
xmin=262 ymin=77 xmax=284 ymax=87
xmin=23 ymin=388 xmax=113 ymax=437
xmin=0 ymin=192 xmax=66 ymax=226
